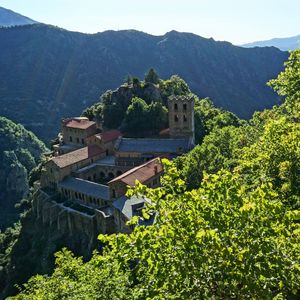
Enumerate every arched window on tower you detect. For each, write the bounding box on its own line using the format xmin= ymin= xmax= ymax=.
xmin=183 ymin=103 xmax=187 ymax=111
xmin=183 ymin=115 xmax=187 ymax=122
xmin=174 ymin=115 xmax=179 ymax=122
xmin=174 ymin=103 xmax=178 ymax=110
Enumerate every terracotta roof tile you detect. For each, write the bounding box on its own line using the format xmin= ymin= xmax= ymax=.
xmin=94 ymin=130 xmax=122 ymax=143
xmin=159 ymin=128 xmax=170 ymax=136
xmin=64 ymin=118 xmax=96 ymax=130
xmin=109 ymin=158 xmax=163 ymax=186
xmin=52 ymin=145 xmax=105 ymax=168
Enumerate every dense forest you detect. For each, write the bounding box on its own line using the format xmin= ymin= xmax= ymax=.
xmin=0 ymin=117 xmax=47 ymax=230
xmin=0 ymin=24 xmax=288 ymax=141
xmin=1 ymin=48 xmax=299 ymax=299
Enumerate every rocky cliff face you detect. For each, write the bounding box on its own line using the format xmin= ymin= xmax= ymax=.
xmin=0 ymin=159 xmax=28 ymax=202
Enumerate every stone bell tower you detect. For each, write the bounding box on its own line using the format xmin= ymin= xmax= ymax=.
xmin=168 ymin=95 xmax=195 ymax=144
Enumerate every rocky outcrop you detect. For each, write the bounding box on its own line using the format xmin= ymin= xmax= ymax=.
xmin=109 ymin=82 xmax=163 ymax=109
xmin=5 ymin=162 xmax=29 ymax=200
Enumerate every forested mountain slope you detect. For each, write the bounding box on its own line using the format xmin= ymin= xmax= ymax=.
xmin=0 ymin=117 xmax=47 ymax=230
xmin=0 ymin=24 xmax=288 ymax=141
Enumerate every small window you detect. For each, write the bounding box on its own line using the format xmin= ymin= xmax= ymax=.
xmin=81 ymin=138 xmax=84 ymax=144
xmin=183 ymin=103 xmax=187 ymax=111
xmin=174 ymin=115 xmax=179 ymax=122
xmin=69 ymin=136 xmax=73 ymax=142
xmin=183 ymin=115 xmax=187 ymax=122
xmin=174 ymin=103 xmax=178 ymax=110
xmin=76 ymin=137 xmax=80 ymax=143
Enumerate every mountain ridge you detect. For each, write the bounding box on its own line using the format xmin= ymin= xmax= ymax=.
xmin=0 ymin=23 xmax=288 ymax=141
xmin=242 ymin=34 xmax=300 ymax=51
xmin=0 ymin=6 xmax=37 ymax=27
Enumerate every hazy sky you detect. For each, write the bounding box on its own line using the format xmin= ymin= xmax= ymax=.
xmin=1 ymin=0 xmax=299 ymax=44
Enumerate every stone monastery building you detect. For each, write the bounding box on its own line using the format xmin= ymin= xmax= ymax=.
xmin=39 ymin=95 xmax=195 ymax=233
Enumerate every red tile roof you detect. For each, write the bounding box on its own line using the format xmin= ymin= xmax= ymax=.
xmin=109 ymin=158 xmax=163 ymax=186
xmin=64 ymin=118 xmax=96 ymax=130
xmin=159 ymin=128 xmax=170 ymax=136
xmin=94 ymin=130 xmax=122 ymax=143
xmin=52 ymin=145 xmax=105 ymax=168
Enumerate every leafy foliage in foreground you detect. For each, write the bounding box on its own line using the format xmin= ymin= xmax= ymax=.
xmin=13 ymin=164 xmax=300 ymax=299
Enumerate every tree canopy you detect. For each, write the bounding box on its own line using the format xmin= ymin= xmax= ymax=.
xmin=268 ymin=48 xmax=300 ymax=114
xmin=123 ymin=98 xmax=167 ymax=136
xmin=144 ymin=68 xmax=160 ymax=84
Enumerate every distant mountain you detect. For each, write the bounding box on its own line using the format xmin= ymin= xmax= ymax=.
xmin=0 ymin=24 xmax=288 ymax=141
xmin=0 ymin=6 xmax=37 ymax=27
xmin=242 ymin=34 xmax=300 ymax=51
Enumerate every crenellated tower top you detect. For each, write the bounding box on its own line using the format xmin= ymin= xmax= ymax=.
xmin=168 ymin=95 xmax=195 ymax=144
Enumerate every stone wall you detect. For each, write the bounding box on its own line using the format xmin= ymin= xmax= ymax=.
xmin=32 ymin=189 xmax=115 ymax=253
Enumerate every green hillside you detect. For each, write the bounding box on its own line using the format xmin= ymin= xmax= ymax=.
xmin=0 ymin=117 xmax=47 ymax=230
